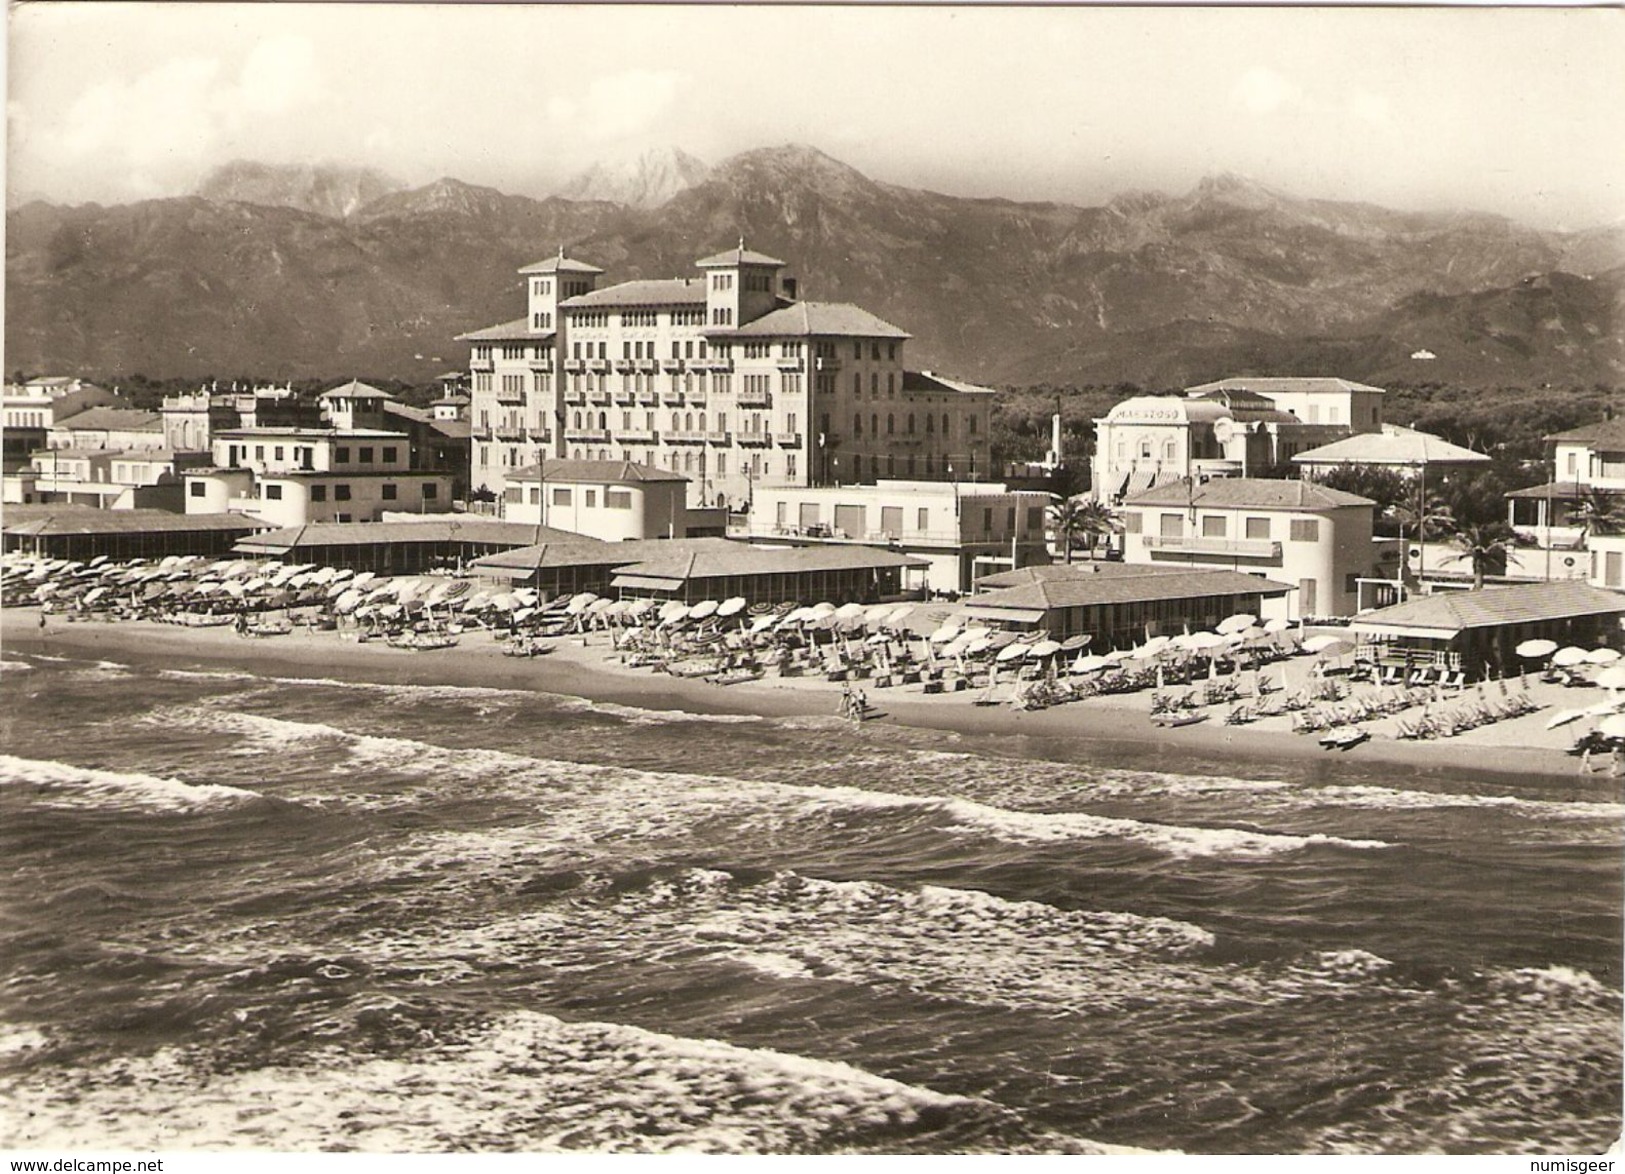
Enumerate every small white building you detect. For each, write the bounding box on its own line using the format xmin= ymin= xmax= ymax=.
xmin=743 ymin=479 xmax=1053 ymax=594
xmin=501 ymin=458 xmax=691 ymax=540
xmin=1119 ymin=477 xmax=1390 ymax=620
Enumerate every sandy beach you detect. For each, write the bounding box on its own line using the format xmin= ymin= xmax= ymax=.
xmin=7 ymin=603 xmax=1617 ymax=787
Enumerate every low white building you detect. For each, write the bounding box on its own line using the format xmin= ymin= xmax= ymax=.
xmin=501 ymin=458 xmax=691 ymax=540
xmin=1119 ymin=477 xmax=1391 ymax=620
xmin=742 ymin=479 xmax=1053 ymax=593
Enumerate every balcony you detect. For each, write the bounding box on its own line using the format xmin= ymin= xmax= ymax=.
xmin=661 ymin=358 xmax=685 ymax=373
xmin=814 ymin=355 xmax=841 ymax=371
xmin=638 ymin=390 xmax=662 ymax=407
xmin=1142 ymin=535 xmax=1282 ymax=559
xmin=588 ymin=359 xmax=613 ymax=374
xmin=776 ymin=357 xmax=805 ymax=372
xmin=614 ymin=388 xmax=638 ymax=405
xmin=737 ymin=391 xmax=772 ymax=409
xmin=563 ymin=359 xmax=585 ymax=374
xmin=469 ymin=358 xmax=493 ymax=372
xmin=494 ymin=427 xmax=527 ymax=443
xmin=736 ymin=431 xmax=772 ymax=447
xmin=614 ymin=359 xmax=637 ymax=374
xmin=637 ymin=359 xmax=660 ymax=374
xmin=706 ymin=431 xmax=732 ymax=446
xmin=705 ymin=357 xmax=733 ymax=373
xmin=494 ymin=386 xmax=525 ymax=405
xmin=662 ymin=389 xmax=687 ymax=406
xmin=527 ymin=356 xmax=555 ymax=371
xmin=588 ymin=388 xmax=614 ymax=407
xmin=564 ymin=427 xmax=610 ymax=443
xmin=620 ymin=428 xmax=659 ymax=444
xmin=562 ymin=390 xmax=586 ymax=407
xmin=774 ymin=431 xmax=803 ymax=447
xmin=666 ymin=430 xmax=707 ymax=445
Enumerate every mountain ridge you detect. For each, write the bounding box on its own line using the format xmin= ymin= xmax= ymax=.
xmin=7 ymin=144 xmax=1622 ymax=387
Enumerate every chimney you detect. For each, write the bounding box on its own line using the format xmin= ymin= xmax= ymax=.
xmin=1050 ymin=411 xmax=1064 ymax=466
xmin=782 ymin=277 xmax=798 ymax=301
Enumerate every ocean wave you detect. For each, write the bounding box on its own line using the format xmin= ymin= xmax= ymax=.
xmin=555 ymin=696 xmax=764 ymax=725
xmin=0 ymin=1009 xmax=1125 ymax=1153
xmin=157 ymin=668 xmax=260 ymax=683
xmin=0 ymin=659 xmax=35 ymax=673
xmin=0 ymin=754 xmax=266 ymax=813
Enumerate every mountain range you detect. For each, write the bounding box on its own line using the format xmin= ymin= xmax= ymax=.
xmin=7 ymin=145 xmax=1622 ymax=388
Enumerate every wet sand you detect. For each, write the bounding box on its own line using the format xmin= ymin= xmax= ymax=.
xmin=7 ymin=605 xmax=1614 ymax=786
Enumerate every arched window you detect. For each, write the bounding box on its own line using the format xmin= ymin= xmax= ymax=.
xmin=907 ymin=413 xmax=915 ymax=434
xmin=887 ymin=414 xmax=895 ymax=435
xmin=598 ymin=411 xmax=607 ymax=429
xmin=854 ymin=414 xmax=862 ymax=437
xmin=672 ymin=412 xmax=681 ymax=432
xmin=685 ymin=412 xmax=693 ymax=431
xmin=942 ymin=414 xmax=950 ymax=436
xmin=925 ymin=414 xmax=934 ymax=435
xmin=907 ymin=454 xmax=916 ymax=477
xmin=871 ymin=414 xmax=879 ymax=437
xmin=698 ymin=412 xmax=706 ymax=433
xmin=573 ymin=411 xmax=582 ymax=428
xmin=1163 ymin=439 xmax=1176 ymax=460
xmin=599 ymin=448 xmax=608 ymax=461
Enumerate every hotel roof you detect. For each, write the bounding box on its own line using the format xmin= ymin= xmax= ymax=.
xmin=729 ymin=302 xmax=910 ymax=340
xmin=973 ymin=562 xmax=1202 ymax=590
xmin=1351 ymin=580 xmax=1625 ymax=638
xmin=1184 ymin=377 xmax=1386 ymax=396
xmin=1292 ymin=426 xmax=1489 ymax=467
xmin=611 ymin=539 xmax=925 ymax=586
xmin=516 ymin=253 xmax=605 ymax=276
xmin=509 ymin=458 xmax=689 ymax=484
xmin=902 ymin=370 xmax=997 ymax=396
xmin=456 ymin=317 xmax=554 ymax=342
xmin=563 ymin=278 xmax=707 ymax=309
xmin=1125 ymin=478 xmax=1374 ymax=511
xmin=695 ymin=246 xmax=786 ymax=268
xmin=320 ymin=380 xmax=392 ymax=400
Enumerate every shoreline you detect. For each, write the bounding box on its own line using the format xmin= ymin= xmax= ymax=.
xmin=5 ymin=607 xmax=1609 ymax=788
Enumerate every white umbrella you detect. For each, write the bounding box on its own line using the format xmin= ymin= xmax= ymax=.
xmin=1594 ymin=665 xmax=1625 ymax=691
xmin=749 ymin=614 xmax=778 ymax=634
xmin=929 ymin=623 xmax=962 ymax=644
xmin=1217 ymin=613 xmax=1256 ymax=635
xmin=1584 ymin=697 xmax=1624 ymax=716
xmin=1027 ymin=639 xmax=1063 ymax=659
xmin=1263 ymin=618 xmax=1293 ymax=635
xmin=1186 ymin=631 xmax=1227 ymax=651
xmin=1303 ymin=635 xmax=1352 ymax=655
xmin=689 ymin=599 xmax=720 ymax=620
xmin=350 ymin=571 xmax=377 ymax=591
xmin=996 ymin=642 xmax=1029 ymax=663
xmin=1585 ymin=648 xmax=1621 ymax=665
xmin=812 ymin=601 xmax=838 ymax=615
xmin=1072 ymin=654 xmax=1110 ymax=674
xmin=865 ymin=632 xmax=892 ymax=646
xmin=718 ymin=597 xmax=747 ymax=618
xmin=659 ymin=605 xmax=692 ymax=628
xmin=1545 ymin=709 xmax=1590 ymax=730
xmin=512 ymin=607 xmax=536 ymax=624
xmin=962 ymin=634 xmax=997 ymax=657
xmin=1551 ymin=646 xmax=1590 ymax=668
xmin=1600 ymin=714 xmax=1625 ymax=741
xmin=883 ymin=605 xmax=916 ymax=630
xmin=834 ymin=601 xmax=867 ymax=620
xmin=566 ymin=592 xmax=599 ymax=615
xmin=1515 ymin=638 xmax=1559 ymax=659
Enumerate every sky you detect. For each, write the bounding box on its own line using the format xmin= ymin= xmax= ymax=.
xmin=7 ymin=3 xmax=1625 ymax=230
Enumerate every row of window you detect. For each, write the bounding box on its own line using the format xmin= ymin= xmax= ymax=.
xmin=532 ymin=486 xmax=635 ymax=510
xmin=563 ymin=409 xmax=791 ymax=434
xmin=1122 ymin=513 xmax=1321 ymax=542
xmin=229 ymin=444 xmax=400 ymax=465
xmin=191 ymin=481 xmax=438 ymax=502
xmin=853 ymin=411 xmax=975 ymax=438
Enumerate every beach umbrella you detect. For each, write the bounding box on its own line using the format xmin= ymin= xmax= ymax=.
xmin=1072 ymin=654 xmax=1110 ymax=674
xmin=1058 ymin=634 xmax=1091 ymax=653
xmin=718 ymin=597 xmax=747 ymax=618
xmin=512 ymin=607 xmax=536 ymax=624
xmin=749 ymin=613 xmax=778 ymax=634
xmin=1585 ymin=648 xmax=1622 ymax=665
xmin=334 ymin=589 xmax=364 ymax=615
xmin=1552 ymin=646 xmax=1590 ymax=668
xmin=883 ymin=605 xmax=916 ymax=630
xmin=1217 ymin=613 xmax=1256 ymax=635
xmin=1262 ymin=618 xmax=1293 ymax=635
xmin=952 ymin=633 xmax=987 ymax=657
xmin=1186 ymin=631 xmax=1226 ymax=652
xmin=1600 ymin=714 xmax=1625 ymax=742
xmin=1544 ymin=708 xmax=1590 ymax=730
xmin=1584 ymin=696 xmax=1624 ymax=716
xmin=1514 ymin=638 xmax=1558 ymax=659
xmin=834 ymin=602 xmax=867 ymax=620
xmin=1303 ymin=635 xmax=1351 ymax=655
xmin=929 ymin=623 xmax=961 ymax=644
xmin=689 ymin=599 xmax=720 ymax=620
xmin=748 ymin=601 xmax=774 ymax=616
xmin=588 ymin=597 xmax=616 ymax=616
xmin=627 ymin=599 xmax=659 ymax=620
xmin=658 ymin=599 xmax=687 ymax=621
xmin=996 ymin=641 xmax=1029 ymax=663
xmin=565 ymin=592 xmax=599 ymax=615
xmin=659 ymin=604 xmax=692 ymax=628
xmin=1027 ymin=639 xmax=1063 ymax=659
xmin=1594 ymin=666 xmax=1625 ymax=692
xmin=812 ymin=601 xmax=838 ymax=616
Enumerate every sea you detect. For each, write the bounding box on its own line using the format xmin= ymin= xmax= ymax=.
xmin=0 ymin=646 xmax=1620 ymax=1155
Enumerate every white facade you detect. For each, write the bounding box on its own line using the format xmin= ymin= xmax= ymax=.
xmin=501 ymin=460 xmax=690 ymax=541
xmin=1119 ymin=479 xmax=1386 ymax=620
xmin=745 ymin=479 xmax=1052 ymax=593
xmin=464 ymin=247 xmax=995 ymax=511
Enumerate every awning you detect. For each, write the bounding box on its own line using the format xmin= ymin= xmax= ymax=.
xmin=1349 ymin=623 xmax=1461 ymax=641
xmin=962 ymin=604 xmax=1046 ymax=625
xmin=612 ymin=573 xmax=683 ymax=591
xmin=1124 ymin=469 xmax=1157 ymax=498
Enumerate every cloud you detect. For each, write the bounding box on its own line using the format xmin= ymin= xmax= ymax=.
xmin=551 ymin=69 xmax=686 ymax=140
xmin=1232 ymin=67 xmax=1299 ymax=115
xmin=238 ymin=34 xmax=321 ymax=116
xmin=1348 ymin=90 xmax=1391 ymax=125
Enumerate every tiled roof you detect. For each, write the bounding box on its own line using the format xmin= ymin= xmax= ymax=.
xmin=1125 ymin=477 xmax=1374 ymax=510
xmin=695 ymin=246 xmax=786 ymax=268
xmin=235 ymin=519 xmax=576 ymax=553
xmin=1351 ymin=580 xmax=1625 ymax=636
xmin=729 ymin=302 xmax=910 ymax=340
xmin=1504 ymin=481 xmax=1625 ymax=500
xmin=1547 ymin=418 xmax=1625 ymax=448
xmin=432 ymin=394 xmax=471 ymax=406
xmin=1183 ymin=377 xmax=1387 ymax=396
xmin=969 ymin=568 xmax=1292 ymax=613
xmin=53 ymin=408 xmax=162 ymax=432
xmin=902 ymin=370 xmax=998 ymax=396
xmin=2 ymin=507 xmax=267 ymax=536
xmin=974 ymin=562 xmax=1198 ymax=590
xmin=1292 ymin=426 xmax=1489 ymax=467
xmin=510 ymin=458 xmax=689 ymax=484
xmin=562 ymin=278 xmax=707 ymax=308
xmin=516 ymin=254 xmax=605 ymax=276
xmin=320 ymin=380 xmax=392 ymax=400
xmin=614 ymin=539 xmax=925 ymax=583
xmin=472 ymin=540 xmax=638 ymax=574
xmin=456 ymin=317 xmax=554 ymax=342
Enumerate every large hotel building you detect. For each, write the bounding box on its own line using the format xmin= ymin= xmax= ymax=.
xmin=462 ymin=244 xmax=994 ymax=511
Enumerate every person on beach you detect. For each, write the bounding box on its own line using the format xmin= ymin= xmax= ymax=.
xmin=839 ymin=682 xmax=853 ymax=719
xmin=1613 ymin=744 xmax=1625 ymax=778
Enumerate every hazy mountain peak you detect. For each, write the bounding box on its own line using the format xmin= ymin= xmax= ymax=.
xmin=356 ymin=176 xmax=517 ymax=219
xmin=195 ymin=160 xmax=403 ymax=219
xmin=557 ymin=147 xmax=710 ymax=209
xmin=1188 ymin=171 xmax=1288 ymax=210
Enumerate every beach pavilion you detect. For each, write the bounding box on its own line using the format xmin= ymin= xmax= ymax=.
xmin=2 ymin=505 xmax=270 ymax=561
xmin=960 ymin=564 xmax=1292 ymax=646
xmin=231 ymin=519 xmax=579 ymax=576
xmin=1349 ymin=580 xmax=1625 ymax=681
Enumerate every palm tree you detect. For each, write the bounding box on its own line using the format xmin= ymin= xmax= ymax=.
xmin=1389 ymin=498 xmax=1456 ymax=581
xmin=1047 ymin=496 xmax=1117 ymax=563
xmin=1445 ymin=521 xmax=1518 ymax=589
xmin=1574 ymin=488 xmax=1625 ymax=542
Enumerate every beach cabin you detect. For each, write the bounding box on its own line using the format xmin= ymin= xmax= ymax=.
xmin=1 ymin=506 xmax=270 ymax=561
xmin=230 ymin=519 xmax=574 ymax=577
xmin=608 ymin=540 xmax=927 ymax=607
xmin=1348 ymin=580 xmax=1625 ymax=682
xmin=961 ymin=564 xmax=1292 ymax=647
